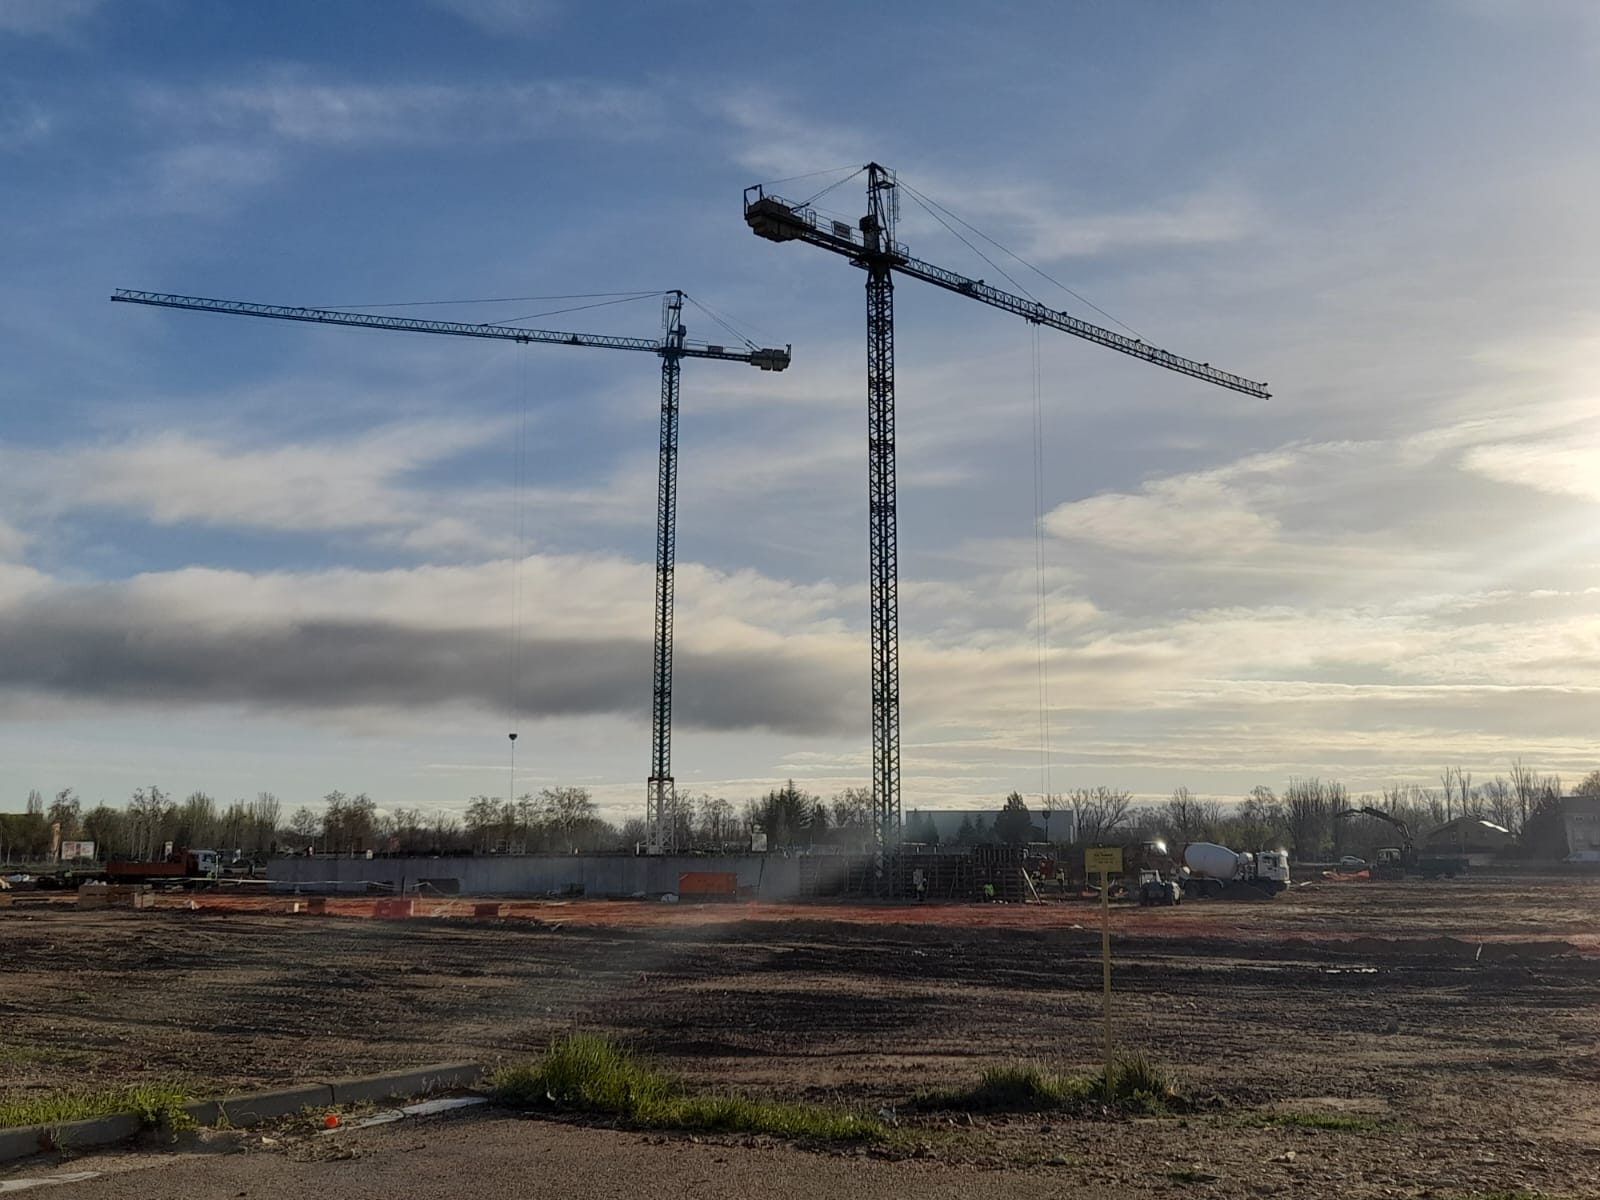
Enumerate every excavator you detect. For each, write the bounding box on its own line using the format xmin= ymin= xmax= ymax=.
xmin=1333 ymin=807 xmax=1468 ymax=880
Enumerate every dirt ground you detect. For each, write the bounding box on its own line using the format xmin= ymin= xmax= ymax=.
xmin=4 ymin=875 xmax=1599 ymax=1197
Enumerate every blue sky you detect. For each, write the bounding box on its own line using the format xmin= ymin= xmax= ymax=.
xmin=3 ymin=0 xmax=1598 ymax=822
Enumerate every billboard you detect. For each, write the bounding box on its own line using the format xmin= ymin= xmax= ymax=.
xmin=59 ymin=840 xmax=96 ymax=861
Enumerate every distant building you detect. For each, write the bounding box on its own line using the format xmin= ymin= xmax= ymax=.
xmin=1562 ymin=797 xmax=1600 ymax=864
xmin=902 ymin=806 xmax=1075 ymax=846
xmin=1419 ymin=817 xmax=1517 ymax=866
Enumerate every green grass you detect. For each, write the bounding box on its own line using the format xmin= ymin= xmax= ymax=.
xmin=915 ymin=1055 xmax=1182 ymax=1116
xmin=0 ymin=1082 xmax=194 ymax=1131
xmin=1246 ymin=1110 xmax=1379 ymax=1132
xmin=491 ymin=1034 xmax=883 ymax=1143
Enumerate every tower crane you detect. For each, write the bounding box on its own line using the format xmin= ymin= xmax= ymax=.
xmin=111 ymin=288 xmax=791 ymax=855
xmin=744 ymin=164 xmax=1271 ymax=877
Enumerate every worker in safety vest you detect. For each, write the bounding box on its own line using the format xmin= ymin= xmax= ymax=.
xmin=982 ymin=881 xmax=995 ymax=902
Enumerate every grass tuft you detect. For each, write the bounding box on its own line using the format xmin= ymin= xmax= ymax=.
xmin=925 ymin=1063 xmax=1093 ymax=1112
xmin=0 ymin=1082 xmax=194 ymax=1132
xmin=491 ymin=1034 xmax=882 ymax=1143
xmin=1246 ymin=1110 xmax=1379 ymax=1133
xmin=1097 ymin=1053 xmax=1181 ymax=1114
xmin=916 ymin=1055 xmax=1182 ymax=1115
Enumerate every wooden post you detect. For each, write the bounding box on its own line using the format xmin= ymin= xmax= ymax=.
xmin=1084 ymin=846 xmax=1124 ymax=1100
xmin=1101 ymin=866 xmax=1112 ymax=1089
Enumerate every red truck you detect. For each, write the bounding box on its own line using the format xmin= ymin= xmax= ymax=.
xmin=105 ymin=848 xmax=223 ymax=884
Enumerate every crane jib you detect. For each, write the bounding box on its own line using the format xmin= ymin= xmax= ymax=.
xmin=109 ymin=291 xmax=790 ymax=369
xmin=741 ymin=192 xmax=1267 ymax=398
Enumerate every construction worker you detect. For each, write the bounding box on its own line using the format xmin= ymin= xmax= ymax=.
xmin=982 ymin=881 xmax=996 ymax=902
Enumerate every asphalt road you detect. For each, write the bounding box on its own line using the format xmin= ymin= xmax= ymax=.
xmin=3 ymin=1115 xmax=1069 ymax=1200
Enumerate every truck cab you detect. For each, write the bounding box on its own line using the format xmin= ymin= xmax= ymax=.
xmin=1254 ymin=849 xmax=1291 ymax=890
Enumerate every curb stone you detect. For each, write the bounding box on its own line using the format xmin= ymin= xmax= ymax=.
xmin=51 ymin=1114 xmax=141 ymax=1151
xmin=213 ymin=1084 xmax=334 ymax=1128
xmin=328 ymin=1063 xmax=483 ymax=1106
xmin=0 ymin=1061 xmax=484 ymax=1165
xmin=0 ymin=1126 xmax=48 ymax=1162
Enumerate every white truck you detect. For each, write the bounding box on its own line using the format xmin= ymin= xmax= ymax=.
xmin=1179 ymin=842 xmax=1291 ymax=899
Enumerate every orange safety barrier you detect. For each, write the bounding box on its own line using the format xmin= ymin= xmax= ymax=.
xmin=677 ymin=871 xmax=737 ymax=897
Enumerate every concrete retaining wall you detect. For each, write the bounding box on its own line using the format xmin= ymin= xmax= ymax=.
xmin=268 ymin=853 xmax=806 ymax=900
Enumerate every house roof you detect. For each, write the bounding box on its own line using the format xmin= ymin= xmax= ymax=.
xmin=1420 ymin=817 xmax=1516 ymax=847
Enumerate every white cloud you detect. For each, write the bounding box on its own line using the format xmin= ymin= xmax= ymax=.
xmin=138 ymin=74 xmax=663 ymax=148
xmin=425 ymin=0 xmax=559 ymax=35
xmin=0 ymin=421 xmax=508 ymax=545
xmin=0 ymin=0 xmax=104 ymax=37
xmin=896 ymin=175 xmax=1263 ymax=264
xmin=1460 ymin=430 xmax=1600 ymax=503
xmin=144 ymin=143 xmax=282 ymax=215
xmin=711 ymin=91 xmax=867 ymax=181
xmin=0 ymin=519 xmax=27 ymax=561
xmin=1043 ymin=467 xmax=1279 ymax=558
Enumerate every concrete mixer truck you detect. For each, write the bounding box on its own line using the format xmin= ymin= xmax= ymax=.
xmin=1178 ymin=842 xmax=1291 ymax=899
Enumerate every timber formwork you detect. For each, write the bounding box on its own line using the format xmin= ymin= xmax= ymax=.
xmin=794 ymin=848 xmax=1029 ymax=901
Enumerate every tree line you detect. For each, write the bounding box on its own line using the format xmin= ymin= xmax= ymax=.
xmin=3 ymin=763 xmax=1595 ymax=865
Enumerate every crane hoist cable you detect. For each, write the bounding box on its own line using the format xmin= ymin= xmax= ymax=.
xmin=895 ymin=178 xmax=1146 ymax=341
xmin=508 ymin=342 xmax=532 ymax=807
xmin=1031 ymin=325 xmax=1053 ymax=807
xmin=310 ymin=290 xmax=666 ymax=309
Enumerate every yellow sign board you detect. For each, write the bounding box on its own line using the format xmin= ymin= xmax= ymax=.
xmin=1085 ymin=846 xmax=1123 ymax=875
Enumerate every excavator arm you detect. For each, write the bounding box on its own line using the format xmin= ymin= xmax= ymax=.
xmin=1337 ymin=805 xmax=1415 ymax=847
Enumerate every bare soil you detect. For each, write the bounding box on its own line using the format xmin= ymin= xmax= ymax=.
xmin=3 ymin=875 xmax=1598 ymax=1197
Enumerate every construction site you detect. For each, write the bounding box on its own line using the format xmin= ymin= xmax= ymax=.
xmin=2 ymin=874 xmax=1599 ymax=1196
xmin=7 ymin=2 xmax=1600 ymax=1193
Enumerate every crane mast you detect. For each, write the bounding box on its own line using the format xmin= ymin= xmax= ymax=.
xmin=862 ymin=165 xmax=902 ymax=878
xmin=745 ymin=164 xmax=1270 ymax=886
xmin=649 ymin=293 xmax=685 ymax=857
xmin=112 ymin=288 xmax=791 ymax=856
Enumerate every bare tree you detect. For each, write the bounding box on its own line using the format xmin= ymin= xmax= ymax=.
xmin=1510 ymin=758 xmax=1539 ymax=833
xmin=1480 ymin=776 xmax=1518 ymax=831
xmin=1068 ymin=786 xmax=1133 ymax=844
xmin=541 ymin=786 xmax=597 ymax=852
xmin=1236 ymin=786 xmax=1286 ymax=848
xmin=697 ymin=795 xmax=735 ymax=849
xmin=464 ymin=795 xmax=500 ymax=852
xmin=1159 ymin=787 xmax=1206 ymax=844
xmin=128 ymin=785 xmax=172 ymax=860
xmin=619 ymin=816 xmax=648 ymax=850
xmin=288 ymin=806 xmax=319 ymax=849
xmin=1283 ymin=778 xmax=1337 ymax=861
